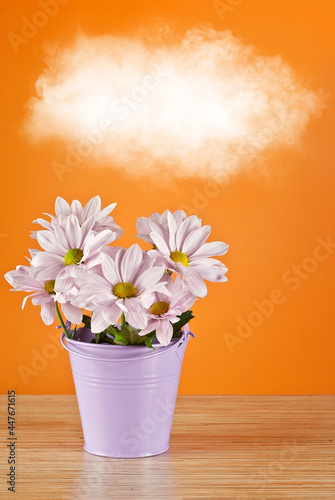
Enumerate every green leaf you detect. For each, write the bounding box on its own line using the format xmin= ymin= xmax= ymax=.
xmin=102 ymin=335 xmax=115 ymax=345
xmin=113 ymin=329 xmax=129 ymax=345
xmin=107 ymin=325 xmax=120 ymax=337
xmin=172 ymin=310 xmax=194 ymax=335
xmin=144 ymin=334 xmax=155 ymax=349
xmin=71 ymin=325 xmax=77 ymax=340
xmin=82 ymin=315 xmax=92 ymax=329
xmin=89 ymin=329 xmax=116 ymax=344
xmin=93 ymin=331 xmax=105 ymax=344
xmin=143 ymin=311 xmax=195 ymax=339
xmin=121 ymin=324 xmax=147 ymax=345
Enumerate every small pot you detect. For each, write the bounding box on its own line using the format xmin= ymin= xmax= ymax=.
xmin=61 ymin=327 xmax=194 ymax=458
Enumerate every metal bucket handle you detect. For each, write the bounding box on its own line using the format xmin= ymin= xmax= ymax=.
xmin=61 ymin=329 xmax=194 ymax=363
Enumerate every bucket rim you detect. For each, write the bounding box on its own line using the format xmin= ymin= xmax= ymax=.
xmin=60 ymin=328 xmax=194 ymax=362
xmin=65 ymin=329 xmax=188 ymax=349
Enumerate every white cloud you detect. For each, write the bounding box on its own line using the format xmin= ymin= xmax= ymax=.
xmin=23 ymin=27 xmax=325 ymax=178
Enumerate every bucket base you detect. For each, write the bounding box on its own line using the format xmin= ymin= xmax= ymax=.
xmin=84 ymin=444 xmax=170 ymax=459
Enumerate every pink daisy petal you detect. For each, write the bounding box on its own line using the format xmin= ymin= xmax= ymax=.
xmin=54 ymin=276 xmax=75 ymax=293
xmin=138 ymin=319 xmax=157 ymax=336
xmin=22 ymin=293 xmax=35 ymax=309
xmin=150 ymin=221 xmax=170 ymax=247
xmin=91 ymin=310 xmax=110 ymax=333
xmin=182 ymin=225 xmax=211 ymax=256
xmin=93 ymin=296 xmax=118 ymax=308
xmin=138 ymin=292 xmax=156 ymax=308
xmin=32 ymin=251 xmax=63 ymax=268
xmin=101 ymin=256 xmax=120 ymax=285
xmin=31 ymin=292 xmax=52 ymax=306
xmin=5 ymin=268 xmax=44 ymax=292
xmin=114 ymin=247 xmax=127 ymax=273
xmin=136 ymin=251 xmax=155 ymax=274
xmin=40 ymin=301 xmax=56 ymax=325
xmin=155 ymin=320 xmax=173 ymax=346
xmin=134 ymin=266 xmax=165 ymax=294
xmin=135 ymin=233 xmax=154 ymax=245
xmin=150 ymin=212 xmax=162 ymax=224
xmin=173 ymin=209 xmax=187 ymax=226
xmin=28 ymin=249 xmax=42 ymax=259
xmin=124 ymin=303 xmax=148 ymax=330
xmin=83 ymin=195 xmax=101 ymax=220
xmin=71 ymin=200 xmax=84 ymax=221
xmin=102 ymin=246 xmax=122 ymax=260
xmin=175 ymin=215 xmax=202 ymax=250
xmin=31 ymin=218 xmax=53 ymax=237
xmin=52 ymin=224 xmax=71 ymax=253
xmin=121 ymin=244 xmax=143 ymax=283
xmin=167 ymin=210 xmax=178 ymax=250
xmin=125 ymin=309 xmax=148 ymax=329
xmin=136 ymin=217 xmax=152 ymax=237
xmin=81 ymin=216 xmax=96 ymax=241
xmin=150 ymin=232 xmax=170 ymax=255
xmin=169 ymin=316 xmax=181 ymax=325
xmin=37 ymin=231 xmax=63 ymax=255
xmin=85 ymin=230 xmax=116 ymax=254
xmin=191 ymin=241 xmax=229 ymax=259
xmin=66 ymin=214 xmax=82 ymax=249
xmin=123 ymin=297 xmax=144 ymax=312
xmin=70 ymin=293 xmax=94 ymax=309
xmin=99 ymin=202 xmax=117 ymax=218
xmin=183 ymin=269 xmax=208 ymax=298
xmin=65 ymin=265 xmax=86 ymax=278
xmin=191 ymin=263 xmax=228 ymax=282
xmin=188 ymin=257 xmax=222 ymax=267
xmin=61 ymin=302 xmax=83 ymax=324
xmin=55 ymin=196 xmax=71 ymax=217
xmin=33 ymin=262 xmax=65 ymax=281
xmin=102 ymin=303 xmax=121 ymax=325
xmin=147 ymin=249 xmax=171 ymax=268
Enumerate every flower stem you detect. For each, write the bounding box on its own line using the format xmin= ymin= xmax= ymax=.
xmin=121 ymin=311 xmax=126 ymax=327
xmin=55 ymin=301 xmax=70 ymax=339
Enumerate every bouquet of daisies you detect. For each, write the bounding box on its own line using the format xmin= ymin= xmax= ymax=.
xmin=5 ymin=196 xmax=228 ymax=347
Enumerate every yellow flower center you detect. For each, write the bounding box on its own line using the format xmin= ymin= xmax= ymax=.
xmin=170 ymin=251 xmax=189 ymax=267
xmin=64 ymin=248 xmax=84 ymax=266
xmin=113 ymin=282 xmax=137 ymax=299
xmin=44 ymin=280 xmax=56 ymax=295
xmin=150 ymin=301 xmax=170 ymax=316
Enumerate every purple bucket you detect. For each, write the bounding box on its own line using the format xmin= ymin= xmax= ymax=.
xmin=60 ymin=328 xmax=194 ymax=458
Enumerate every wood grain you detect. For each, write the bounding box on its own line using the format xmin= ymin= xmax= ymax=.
xmin=0 ymin=396 xmax=334 ymax=499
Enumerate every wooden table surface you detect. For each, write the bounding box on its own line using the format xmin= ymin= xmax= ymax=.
xmin=0 ymin=395 xmax=334 ymax=499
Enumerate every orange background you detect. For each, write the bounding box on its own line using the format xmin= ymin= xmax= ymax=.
xmin=1 ymin=0 xmax=335 ymax=395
